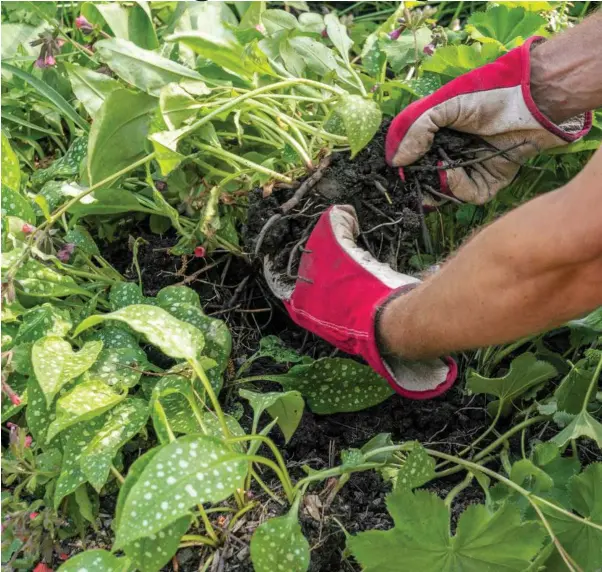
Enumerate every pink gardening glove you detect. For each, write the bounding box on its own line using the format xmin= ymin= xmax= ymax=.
xmin=386 ymin=37 xmax=592 ymax=204
xmin=264 ymin=205 xmax=457 ymax=400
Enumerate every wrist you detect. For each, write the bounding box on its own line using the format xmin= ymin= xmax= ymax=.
xmin=530 ymin=43 xmax=567 ymax=125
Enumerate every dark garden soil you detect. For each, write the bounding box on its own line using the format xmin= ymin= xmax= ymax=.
xmin=95 ymin=126 xmax=519 ymax=571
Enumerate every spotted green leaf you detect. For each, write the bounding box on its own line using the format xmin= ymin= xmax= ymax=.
xmin=1 ymin=184 xmax=35 ymax=223
xmin=64 ymin=226 xmax=100 ymax=256
xmin=65 ymin=62 xmax=121 ymax=118
xmin=335 ymin=95 xmax=382 ymax=158
xmin=270 ymin=358 xmax=394 ymax=414
xmin=250 ymin=510 xmax=310 ymax=572
xmin=256 ymin=335 xmax=310 ymax=365
xmin=80 ymin=398 xmax=149 ymax=492
xmin=114 ymin=434 xmax=248 ymax=547
xmin=15 ymin=303 xmax=72 ymax=344
xmin=86 ymin=324 xmax=140 ymax=350
xmin=15 ymin=258 xmax=90 ymax=297
xmin=1 ymin=133 xmax=20 ymax=190
xmin=26 ymin=376 xmax=54 ymax=443
xmin=32 ymin=337 xmax=103 ymax=405
xmin=156 ymin=285 xmax=200 ymax=308
xmin=30 ymin=137 xmax=88 ymax=187
xmin=1 ymin=373 xmax=27 ymax=421
xmin=110 ymin=282 xmax=145 ymax=310
xmin=74 ymin=305 xmax=204 ymax=361
xmin=57 ymin=549 xmax=130 ymax=572
xmin=394 ymin=443 xmax=436 ymax=491
xmin=54 ymin=414 xmax=109 ymax=508
xmin=240 ymin=389 xmax=304 ymax=443
xmin=47 ymin=379 xmax=126 ymax=442
xmin=83 ymin=346 xmax=149 ymax=389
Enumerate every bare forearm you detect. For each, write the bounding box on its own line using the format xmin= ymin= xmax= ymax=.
xmin=531 ymin=11 xmax=602 ymax=123
xmin=379 ymin=152 xmax=602 ymax=360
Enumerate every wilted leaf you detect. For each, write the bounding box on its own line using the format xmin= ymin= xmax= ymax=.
xmin=32 ymin=337 xmax=103 ymax=405
xmin=57 ymin=549 xmax=130 ymax=572
xmin=115 ymin=434 xmax=247 ymax=547
xmin=335 ymin=95 xmax=381 ymax=158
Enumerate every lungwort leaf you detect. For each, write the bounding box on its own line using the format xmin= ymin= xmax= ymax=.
xmin=394 ymin=443 xmax=436 ymax=491
xmin=1 ymin=184 xmax=35 ymax=223
xmin=348 ymin=489 xmax=545 ymax=572
xmin=74 ymin=305 xmax=204 ymax=361
xmin=115 ymin=434 xmax=247 ymax=547
xmin=324 ymin=13 xmax=353 ymax=65
xmin=335 ymin=95 xmax=381 ymax=158
xmin=57 ymin=549 xmax=130 ymax=572
xmin=15 ymin=258 xmax=89 ymax=297
xmin=1 ymin=133 xmax=20 ymax=190
xmin=15 ymin=303 xmax=72 ymax=344
xmin=32 ymin=337 xmax=103 ymax=405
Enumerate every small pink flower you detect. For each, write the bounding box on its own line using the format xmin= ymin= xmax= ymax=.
xmin=24 ymin=436 xmax=33 ymax=448
xmin=423 ymin=43 xmax=435 ymax=56
xmin=75 ymin=15 xmax=94 ymax=35
xmin=10 ymin=393 xmax=21 ymax=406
xmin=6 ymin=422 xmax=17 ymax=429
xmin=57 ymin=243 xmax=75 ymax=262
xmin=388 ymin=27 xmax=402 ymax=41
xmin=58 ymin=553 xmax=69 ymax=561
xmin=22 ymin=223 xmax=35 ymax=234
xmin=34 ymin=57 xmax=47 ymax=69
xmin=33 ymin=564 xmax=53 ymax=572
xmin=29 ymin=512 xmax=39 ymax=520
xmin=255 ymin=23 xmax=266 ymax=34
xmin=194 ymin=246 xmax=206 ymax=258
xmin=44 ymin=54 xmax=56 ymax=67
xmin=56 ymin=38 xmax=66 ymax=48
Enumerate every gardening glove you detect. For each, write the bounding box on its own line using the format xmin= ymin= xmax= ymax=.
xmin=264 ymin=205 xmax=457 ymax=400
xmin=385 ymin=37 xmax=592 ymax=205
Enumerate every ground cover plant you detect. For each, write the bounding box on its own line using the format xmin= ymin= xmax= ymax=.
xmin=1 ymin=1 xmax=601 ymax=571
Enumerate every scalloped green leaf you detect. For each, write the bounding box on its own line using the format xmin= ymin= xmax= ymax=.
xmin=114 ymin=434 xmax=247 ymax=547
xmin=80 ymin=398 xmax=149 ymax=492
xmin=74 ymin=305 xmax=204 ymax=361
xmin=240 ymin=389 xmax=304 ymax=443
xmin=15 ymin=303 xmax=72 ymax=344
xmin=467 ymin=5 xmax=546 ymax=47
xmin=32 ymin=337 xmax=103 ymax=405
xmin=250 ymin=510 xmax=310 ymax=572
xmin=422 ymin=44 xmax=501 ymax=78
xmin=335 ymin=95 xmax=381 ymax=158
xmin=47 ymin=379 xmax=125 ymax=442
xmin=1 ymin=184 xmax=35 ymax=223
xmin=551 ymin=410 xmax=602 ymax=449
xmin=57 ymin=549 xmax=130 ymax=572
xmin=1 ymin=133 xmax=20 ymax=190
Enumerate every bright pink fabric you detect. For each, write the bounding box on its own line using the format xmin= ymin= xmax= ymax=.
xmin=283 ymin=207 xmax=457 ymax=399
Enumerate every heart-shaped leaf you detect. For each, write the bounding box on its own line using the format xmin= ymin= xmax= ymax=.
xmin=74 ymin=305 xmax=204 ymax=361
xmin=115 ymin=434 xmax=247 ymax=547
xmin=57 ymin=549 xmax=130 ymax=572
xmin=335 ymin=95 xmax=381 ymax=158
xmin=80 ymin=398 xmax=149 ymax=492
xmin=240 ymin=389 xmax=304 ymax=442
xmin=32 ymin=337 xmax=103 ymax=405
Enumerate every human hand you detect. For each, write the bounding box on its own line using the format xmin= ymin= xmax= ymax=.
xmin=385 ymin=37 xmax=592 ymax=204
xmin=264 ymin=205 xmax=457 ymax=399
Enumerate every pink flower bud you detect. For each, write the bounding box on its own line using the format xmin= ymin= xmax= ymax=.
xmin=29 ymin=512 xmax=39 ymax=520
xmin=22 ymin=223 xmax=35 ymax=234
xmin=75 ymin=15 xmax=94 ymax=35
xmin=194 ymin=246 xmax=206 ymax=258
xmin=6 ymin=422 xmax=17 ymax=429
xmin=388 ymin=27 xmax=402 ymax=41
xmin=10 ymin=393 xmax=21 ymax=406
xmin=33 ymin=564 xmax=53 ymax=572
xmin=57 ymin=243 xmax=75 ymax=262
xmin=321 ymin=28 xmax=328 ymax=38
xmin=423 ymin=43 xmax=435 ymax=56
xmin=24 ymin=436 xmax=33 ymax=448
xmin=34 ymin=57 xmax=47 ymax=69
xmin=56 ymin=38 xmax=66 ymax=48
xmin=44 ymin=54 xmax=56 ymax=66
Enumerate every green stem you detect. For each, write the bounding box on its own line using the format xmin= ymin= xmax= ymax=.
xmin=244 ymin=455 xmax=295 ymax=503
xmin=197 ymin=504 xmax=219 ymax=543
xmin=444 ymin=472 xmax=473 ymax=508
xmin=251 ymin=468 xmax=285 ymax=505
xmin=154 ymin=401 xmax=176 ymax=443
xmin=110 ymin=464 xmax=125 ymax=485
xmin=180 ymin=534 xmax=216 ymax=547
xmin=294 ymin=462 xmax=384 ymax=493
xmin=490 ymin=335 xmax=536 ymax=369
xmin=582 ymin=353 xmax=602 ymax=407
xmin=454 ymin=402 xmax=503 ymax=459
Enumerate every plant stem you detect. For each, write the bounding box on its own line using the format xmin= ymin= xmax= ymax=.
xmin=244 ymin=455 xmax=295 ymax=503
xmin=110 ymin=464 xmax=125 ymax=485
xmin=154 ymin=401 xmax=177 ymax=443
xmin=180 ymin=534 xmax=216 ymax=547
xmin=197 ymin=504 xmax=219 ymax=543
xmin=444 ymin=472 xmax=473 ymax=508
xmin=582 ymin=353 xmax=602 ymax=407
xmin=251 ymin=468 xmax=285 ymax=505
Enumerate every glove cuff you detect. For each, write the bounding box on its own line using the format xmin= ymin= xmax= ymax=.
xmin=366 ymin=286 xmax=458 ymax=400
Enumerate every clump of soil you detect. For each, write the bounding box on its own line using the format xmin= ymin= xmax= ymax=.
xmin=244 ymin=122 xmax=487 ymax=280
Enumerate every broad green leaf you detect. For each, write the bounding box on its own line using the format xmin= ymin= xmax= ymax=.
xmin=271 ymin=358 xmax=394 ymax=414
xmin=75 ymin=304 xmax=204 ymax=361
xmin=1 ymin=22 xmax=48 ymax=59
xmin=82 ymin=2 xmax=130 ymax=39
xmin=1 ymin=133 xmax=20 ymax=190
xmin=256 ymin=335 xmax=310 ymax=364
xmin=554 ymin=359 xmax=594 ymax=414
xmin=1 ymin=184 xmax=35 ymax=223
xmin=261 ymin=9 xmax=299 ymax=33
xmin=1 ymin=62 xmax=89 ymax=131
xmin=250 ymin=510 xmax=310 ymax=572
xmin=83 ymin=346 xmax=148 ymax=388
xmin=348 ymin=489 xmax=545 ymax=572
xmin=26 ymin=376 xmax=53 ymax=443
xmin=467 ymin=353 xmax=556 ymax=412
xmin=96 ymin=38 xmax=203 ymax=96
xmin=240 ymin=389 xmax=304 ymax=442
xmin=394 ymin=444 xmax=436 ymax=490
xmin=54 ymin=414 xmax=109 ymax=508
xmin=110 ymin=282 xmax=145 ymax=310
xmin=74 ymin=484 xmax=98 ymax=525
xmin=159 ymin=83 xmax=205 ymax=130
xmin=288 ymin=36 xmax=339 ymax=76
xmin=86 ymin=324 xmax=140 ymax=350
xmin=510 ymin=459 xmax=554 ymax=491
xmin=47 ymin=379 xmax=125 ymax=442
xmin=15 ymin=303 xmax=72 ymax=344
xmin=68 ymin=187 xmax=155 ymax=219
xmin=57 ymin=549 xmax=130 ymax=572
xmin=128 ymin=1 xmax=159 ymax=50
xmin=114 ymin=434 xmax=247 ymax=547
xmin=15 ymin=258 xmax=89 ymax=297
xmin=30 ymin=138 xmax=88 ymax=187
xmin=422 ymin=44 xmax=501 ymax=78
xmin=324 ymin=13 xmax=353 ymax=65
xmin=156 ymin=285 xmax=200 ymax=308
xmin=64 ymin=225 xmax=100 ymax=256
xmin=32 ymin=337 xmax=103 ymax=405
xmin=467 ymin=6 xmax=546 ymax=47
xmin=380 ymin=28 xmax=433 ymax=73
xmin=80 ymin=398 xmax=149 ymax=492
xmin=335 ymin=95 xmax=381 ymax=158
xmin=87 ymin=89 xmax=157 ymax=185
xmin=551 ymin=410 xmax=602 ymax=448
xmin=65 ymin=63 xmax=121 ymax=118
xmin=568 ymin=306 xmax=602 ymax=333
xmin=148 ymin=129 xmax=185 ymax=176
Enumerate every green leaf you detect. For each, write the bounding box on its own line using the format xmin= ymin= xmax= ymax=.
xmin=15 ymin=303 xmax=72 ymax=344
xmin=422 ymin=44 xmax=501 ymax=78
xmin=159 ymin=82 xmax=205 ymax=130
xmin=250 ymin=510 xmax=310 ymax=572
xmin=57 ymin=549 xmax=130 ymax=572
xmin=68 ymin=187 xmax=154 ymax=219
xmin=467 ymin=6 xmax=546 ymax=47
xmin=467 ymin=353 xmax=557 ymax=411
xmin=348 ymin=489 xmax=545 ymax=572
xmin=1 ymin=184 xmax=35 ymax=223
xmin=83 ymin=346 xmax=148 ymax=389
xmin=32 ymin=336 xmax=103 ymax=405
xmin=14 ymin=257 xmax=89 ymax=297
xmin=510 ymin=459 xmax=554 ymax=492
xmin=82 ymin=2 xmax=130 ymax=39
xmin=1 ymin=133 xmax=20 ymax=190
xmin=47 ymin=379 xmax=125 ymax=442
xmin=1 ymin=373 xmax=27 ymax=421
xmin=114 ymin=434 xmax=247 ymax=547
xmin=288 ymin=36 xmax=339 ymax=76
xmin=86 ymin=324 xmax=139 ymax=350
xmin=324 ymin=13 xmax=353 ymax=65
xmin=128 ymin=1 xmax=159 ymax=50
xmin=64 ymin=225 xmax=100 ymax=256
xmin=240 ymin=389 xmax=304 ymax=443
xmin=30 ymin=138 xmax=88 ymax=187
xmin=65 ymin=63 xmax=121 ymax=118
xmin=554 ymin=359 xmax=594 ymax=414
xmin=261 ymin=9 xmax=299 ymax=33
xmin=394 ymin=444 xmax=436 ymax=490
xmin=156 ymin=285 xmax=200 ymax=308
xmin=80 ymin=398 xmax=149 ymax=492
xmin=273 ymin=358 xmax=394 ymax=414
xmin=380 ymin=28 xmax=433 ymax=73
xmin=110 ymin=282 xmax=145 ymax=310
xmin=568 ymin=306 xmax=602 ymax=333
xmin=255 ymin=335 xmax=310 ymax=364
xmin=551 ymin=410 xmax=602 ymax=448
xmin=335 ymin=95 xmax=381 ymax=158
xmin=26 ymin=376 xmax=53 ymax=443
xmin=74 ymin=304 xmax=205 ymax=361
xmin=1 ymin=62 xmax=89 ymax=131
xmin=87 ymin=88 xmax=157 ymax=185
xmin=96 ymin=38 xmax=203 ymax=96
